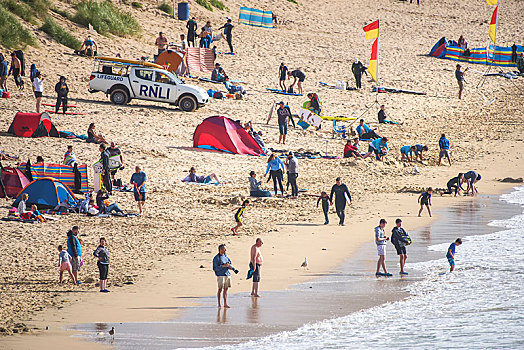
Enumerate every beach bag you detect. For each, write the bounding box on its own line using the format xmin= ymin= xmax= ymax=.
xmin=1 ymin=90 xmax=7 ymax=98
xmin=213 ymin=91 xmax=223 ymax=99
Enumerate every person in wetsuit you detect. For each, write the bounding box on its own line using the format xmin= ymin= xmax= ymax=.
xmin=279 ymin=63 xmax=288 ymax=92
xmin=231 ymin=200 xmax=249 ymax=235
xmin=218 ymin=18 xmax=234 ymax=53
xmin=329 ymin=177 xmax=352 ymax=226
xmin=186 ymin=17 xmax=198 ymax=47
xmin=99 ymin=144 xmax=112 ymax=194
xmin=351 ymin=58 xmax=367 ymax=89
xmin=55 ymin=76 xmax=69 ymax=114
xmin=443 ymin=173 xmax=464 ymax=196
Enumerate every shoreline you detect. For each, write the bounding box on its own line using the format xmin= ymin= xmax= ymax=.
xmin=3 ymin=150 xmax=523 ymax=349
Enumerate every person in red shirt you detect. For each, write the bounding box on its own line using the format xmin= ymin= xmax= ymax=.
xmin=343 ymin=138 xmax=362 ymax=158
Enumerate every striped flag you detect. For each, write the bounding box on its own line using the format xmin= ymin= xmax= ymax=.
xmin=368 ymin=39 xmax=378 ymax=82
xmin=363 ymin=20 xmax=379 ymax=40
xmin=489 ymin=6 xmax=498 ymax=43
xmin=486 ymin=0 xmax=497 ymax=5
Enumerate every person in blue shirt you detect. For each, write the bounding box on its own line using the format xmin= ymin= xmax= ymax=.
xmin=224 ymin=76 xmax=246 ymax=95
xmin=363 ymin=137 xmax=389 ymax=161
xmin=438 ymin=133 xmax=451 ymax=166
xmin=355 ymin=119 xmax=380 ymax=140
xmin=446 ymin=238 xmax=462 ymax=272
xmin=213 ymin=244 xmax=235 ymax=308
xmin=130 ymin=166 xmax=147 ymax=214
xmin=0 ymin=53 xmax=8 ymax=91
xmin=418 ymin=187 xmax=433 ymax=217
xmin=264 ymin=154 xmax=285 ymax=197
xmin=400 ymin=145 xmax=416 ymax=162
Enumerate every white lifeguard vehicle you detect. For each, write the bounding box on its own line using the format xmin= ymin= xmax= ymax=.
xmin=88 ymin=57 xmax=208 ymax=112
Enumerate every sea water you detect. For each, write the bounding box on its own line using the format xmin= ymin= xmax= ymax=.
xmin=210 ymin=187 xmax=524 ymax=350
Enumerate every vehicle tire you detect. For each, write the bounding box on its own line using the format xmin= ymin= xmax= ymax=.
xmin=110 ymin=88 xmax=129 ymax=105
xmin=179 ymin=95 xmax=197 ymax=112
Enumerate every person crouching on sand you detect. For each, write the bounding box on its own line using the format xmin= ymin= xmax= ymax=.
xmin=231 ymin=200 xmax=249 ymax=235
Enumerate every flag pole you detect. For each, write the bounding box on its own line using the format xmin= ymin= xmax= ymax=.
xmin=376 ymin=20 xmax=380 ymax=101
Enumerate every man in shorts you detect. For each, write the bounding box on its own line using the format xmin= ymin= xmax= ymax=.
xmin=375 ymin=219 xmax=392 ymax=276
xmin=391 ymin=219 xmax=410 ymax=275
xmin=438 ymin=133 xmax=451 ymax=166
xmin=276 ymin=101 xmax=291 ymax=145
xmin=279 ymin=62 xmax=288 ymax=92
xmin=213 ymin=244 xmax=234 ymax=308
xmin=249 ymin=238 xmax=264 ymax=297
xmin=130 ymin=166 xmax=146 ymax=214
xmin=66 ymin=226 xmax=83 ymax=284
xmin=10 ymin=52 xmax=23 ymax=91
xmin=288 ymin=69 xmax=305 ymax=95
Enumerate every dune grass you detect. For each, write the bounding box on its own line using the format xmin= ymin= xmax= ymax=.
xmin=3 ymin=0 xmax=37 ymax=24
xmin=195 ymin=0 xmax=212 ymax=11
xmin=0 ymin=4 xmax=37 ymax=49
xmin=40 ymin=17 xmax=81 ymax=49
xmin=209 ymin=0 xmax=226 ymax=11
xmin=131 ymin=1 xmax=142 ymax=9
xmin=73 ymin=0 xmax=140 ymax=37
xmin=21 ymin=0 xmax=50 ymax=17
xmin=286 ymin=0 xmax=298 ymax=4
xmin=50 ymin=6 xmax=72 ymax=20
xmin=158 ymin=2 xmax=172 ymax=14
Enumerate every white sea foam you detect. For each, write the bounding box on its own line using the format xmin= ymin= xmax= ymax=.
xmin=206 ymin=188 xmax=524 ymax=350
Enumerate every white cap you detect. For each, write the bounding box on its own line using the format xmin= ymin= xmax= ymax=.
xmin=354 ymin=58 xmax=359 ymax=63
xmin=226 ymin=16 xmax=231 ymax=20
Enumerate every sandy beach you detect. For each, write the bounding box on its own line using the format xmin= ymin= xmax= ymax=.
xmin=1 ymin=0 xmax=523 ymax=348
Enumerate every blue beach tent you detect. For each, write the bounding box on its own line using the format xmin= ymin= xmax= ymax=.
xmin=13 ymin=177 xmax=77 ymax=209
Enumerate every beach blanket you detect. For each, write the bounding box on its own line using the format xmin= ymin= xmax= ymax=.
xmin=239 ymin=7 xmax=274 ymax=29
xmin=319 ymin=82 xmax=357 ymax=91
xmin=186 ymin=48 xmax=215 ymax=73
xmin=18 ymin=162 xmax=89 ymax=193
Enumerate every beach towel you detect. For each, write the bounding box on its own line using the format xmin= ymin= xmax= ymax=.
xmin=186 ymin=48 xmax=215 ymax=73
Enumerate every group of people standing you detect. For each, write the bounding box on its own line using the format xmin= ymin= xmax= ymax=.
xmin=185 ymin=17 xmax=234 ymax=53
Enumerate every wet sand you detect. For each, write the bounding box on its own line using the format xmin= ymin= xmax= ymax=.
xmin=70 ymin=191 xmax=523 ymax=349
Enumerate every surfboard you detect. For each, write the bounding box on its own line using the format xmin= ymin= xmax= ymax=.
xmin=320 ymin=116 xmax=357 ymax=121
xmin=344 ymin=192 xmax=351 ymax=205
xmin=372 ymin=86 xmax=426 ymax=95
xmin=44 ymin=110 xmax=86 ymax=116
xmin=95 ymin=56 xmax=164 ymax=69
xmin=199 ymin=77 xmax=245 ymax=84
xmin=267 ymin=101 xmax=275 ymax=124
xmin=42 ymin=103 xmax=78 ymax=108
xmin=266 ymin=88 xmax=303 ymax=96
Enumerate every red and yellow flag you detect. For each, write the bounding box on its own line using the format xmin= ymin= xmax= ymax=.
xmin=368 ymin=39 xmax=378 ymax=82
xmin=489 ymin=5 xmax=498 ymax=43
xmin=486 ymin=0 xmax=498 ymax=5
xmin=363 ymin=20 xmax=379 ymax=40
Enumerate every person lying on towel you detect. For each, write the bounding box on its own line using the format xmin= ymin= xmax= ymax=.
xmin=183 ymin=167 xmax=220 ymax=184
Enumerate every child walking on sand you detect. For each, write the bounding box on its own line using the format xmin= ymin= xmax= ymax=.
xmin=231 ymin=200 xmax=249 ymax=235
xmin=316 ymin=191 xmax=332 ymax=225
xmin=446 ymin=238 xmax=462 ymax=272
xmin=58 ymin=245 xmax=75 ymax=283
xmin=418 ymin=187 xmax=433 ymax=217
xmin=93 ymin=237 xmax=110 ymax=293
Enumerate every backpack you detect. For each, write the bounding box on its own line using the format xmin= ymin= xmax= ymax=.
xmin=213 ymin=91 xmax=223 ymax=99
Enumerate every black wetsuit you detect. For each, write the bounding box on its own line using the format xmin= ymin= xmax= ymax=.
xmin=317 ymin=196 xmax=330 ymax=224
xmin=186 ymin=19 xmax=197 ymax=47
xmin=219 ymin=22 xmax=234 ymax=53
xmin=100 ymin=150 xmax=112 ymax=194
xmin=351 ymin=61 xmax=366 ymax=89
xmin=444 ymin=176 xmax=461 ymax=196
xmin=511 ymin=44 xmax=517 ymax=63
xmin=55 ymin=81 xmax=69 ymax=114
xmin=330 ymin=183 xmax=351 ymax=225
